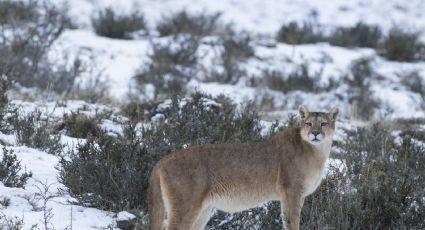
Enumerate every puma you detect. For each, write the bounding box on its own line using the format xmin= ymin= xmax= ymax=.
xmin=148 ymin=105 xmax=339 ymax=230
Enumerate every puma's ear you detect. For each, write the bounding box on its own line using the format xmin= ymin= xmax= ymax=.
xmin=298 ymin=105 xmax=309 ymax=120
xmin=328 ymin=107 xmax=339 ymax=121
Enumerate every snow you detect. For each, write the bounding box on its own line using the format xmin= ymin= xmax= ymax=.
xmin=51 ymin=30 xmax=150 ymax=101
xmin=0 ymin=146 xmax=116 ymax=229
xmin=3 ymin=0 xmax=425 ymax=228
xmin=0 ymin=100 xmax=127 ymax=228
xmin=188 ymin=81 xmax=257 ymax=104
xmin=49 ymin=28 xmax=425 ymax=120
xmin=60 ymin=0 xmax=425 ymax=36
xmin=116 ymin=211 xmax=136 ymax=221
xmin=0 ymin=133 xmax=15 ymax=146
xmin=373 ymin=86 xmax=425 ymax=119
xmin=48 ymin=0 xmax=425 ymax=118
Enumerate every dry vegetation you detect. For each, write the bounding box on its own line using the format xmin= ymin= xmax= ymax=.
xmin=0 ymin=1 xmax=424 ymax=229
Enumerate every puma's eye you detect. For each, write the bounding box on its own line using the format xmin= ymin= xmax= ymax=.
xmin=321 ymin=122 xmax=328 ymax=127
xmin=305 ymin=122 xmax=312 ymax=127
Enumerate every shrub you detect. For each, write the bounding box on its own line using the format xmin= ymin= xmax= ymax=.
xmin=92 ymin=8 xmax=146 ymax=39
xmin=221 ymin=35 xmax=254 ymax=83
xmin=343 ymin=124 xmax=425 ymax=228
xmin=0 ymin=1 xmax=37 ymax=24
xmin=263 ymin=63 xmax=322 ymax=93
xmin=120 ymin=101 xmax=158 ymax=122
xmin=61 ymin=112 xmax=100 ymax=138
xmin=0 ymin=147 xmax=32 ymax=188
xmin=343 ymin=58 xmax=379 ymax=120
xmin=38 ymin=58 xmax=84 ymax=95
xmin=135 ymin=36 xmax=200 ymax=97
xmin=381 ymin=27 xmax=425 ymax=62
xmin=157 ymin=11 xmax=221 ymax=37
xmin=59 ymin=93 xmax=263 ymax=212
xmin=60 ymin=111 xmax=102 ymax=139
xmin=0 ymin=76 xmax=9 ymax=131
xmin=9 ymin=110 xmax=64 ymax=155
xmin=142 ymin=93 xmax=263 ymax=154
xmin=68 ymin=71 xmax=110 ymax=104
xmin=0 ymin=0 xmax=78 ymax=93
xmin=0 ymin=197 xmax=10 ymax=208
xmin=300 ymin=163 xmax=350 ymax=229
xmin=0 ymin=213 xmax=26 ymax=230
xmin=276 ymin=21 xmax=324 ymax=44
xmin=208 ymin=34 xmax=254 ymax=84
xmin=59 ymin=127 xmax=150 ymax=211
xmin=399 ymin=70 xmax=425 ymax=99
xmin=222 ymin=34 xmax=254 ymax=60
xmin=207 ymin=202 xmax=282 ymax=229
xmin=329 ymin=22 xmax=382 ymax=48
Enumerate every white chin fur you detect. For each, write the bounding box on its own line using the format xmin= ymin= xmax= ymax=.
xmin=308 ymin=133 xmax=324 ymax=145
xmin=309 ymin=139 xmax=323 ymax=145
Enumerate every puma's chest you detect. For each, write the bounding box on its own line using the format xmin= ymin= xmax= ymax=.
xmin=303 ymin=165 xmax=326 ymax=196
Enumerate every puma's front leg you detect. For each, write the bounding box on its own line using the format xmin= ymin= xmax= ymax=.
xmin=281 ymin=191 xmax=304 ymax=230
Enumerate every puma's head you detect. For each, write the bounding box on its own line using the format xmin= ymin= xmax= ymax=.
xmin=298 ymin=105 xmax=338 ymax=145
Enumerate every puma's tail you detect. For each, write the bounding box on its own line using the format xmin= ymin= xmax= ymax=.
xmin=148 ymin=169 xmax=165 ymax=230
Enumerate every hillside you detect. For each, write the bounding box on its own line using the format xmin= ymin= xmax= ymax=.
xmin=0 ymin=0 xmax=424 ymax=229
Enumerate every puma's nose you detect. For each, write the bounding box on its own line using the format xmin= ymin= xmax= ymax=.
xmin=312 ymin=131 xmax=320 ymax=136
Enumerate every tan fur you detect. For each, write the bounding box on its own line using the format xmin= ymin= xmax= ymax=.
xmin=148 ymin=106 xmax=339 ymax=230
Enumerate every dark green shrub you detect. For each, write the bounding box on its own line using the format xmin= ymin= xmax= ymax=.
xmin=208 ymin=34 xmax=254 ymax=84
xmin=45 ymin=58 xmax=84 ymax=95
xmin=120 ymin=101 xmax=159 ymax=122
xmin=221 ymin=35 xmax=253 ymax=83
xmin=60 ymin=126 xmax=150 ymax=211
xmin=60 ymin=111 xmax=101 ymax=138
xmin=157 ymin=11 xmax=221 ymax=37
xmin=0 ymin=197 xmax=10 ymax=207
xmin=0 ymin=76 xmax=9 ymax=132
xmin=222 ymin=34 xmax=254 ymax=60
xmin=399 ymin=70 xmax=425 ymax=99
xmin=344 ymin=124 xmax=425 ymax=228
xmin=59 ymin=93 xmax=263 ymax=212
xmin=207 ymin=202 xmax=281 ymax=230
xmin=68 ymin=72 xmax=110 ymax=103
xmin=0 ymin=0 xmax=77 ymax=93
xmin=263 ymin=63 xmax=322 ymax=93
xmin=276 ymin=21 xmax=324 ymax=44
xmin=300 ymin=163 xmax=350 ymax=229
xmin=10 ymin=110 xmax=64 ymax=155
xmin=329 ymin=22 xmax=382 ymax=48
xmin=0 ymin=147 xmax=32 ymax=188
xmin=396 ymin=117 xmax=425 ymax=142
xmin=343 ymin=58 xmax=379 ymax=120
xmin=135 ymin=36 xmax=200 ymax=97
xmin=92 ymin=8 xmax=146 ymax=39
xmin=0 ymin=1 xmax=37 ymax=24
xmin=381 ymin=27 xmax=425 ymax=62
xmin=143 ymin=93 xmax=263 ymax=155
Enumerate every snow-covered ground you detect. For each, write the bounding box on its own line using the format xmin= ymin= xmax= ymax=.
xmin=1 ymin=0 xmax=425 ymax=228
xmin=49 ymin=0 xmax=425 ymax=117
xmin=0 ymin=101 xmax=124 ymax=228
xmin=0 ymin=146 xmax=116 ymax=229
xmin=63 ymin=0 xmax=425 ymax=36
